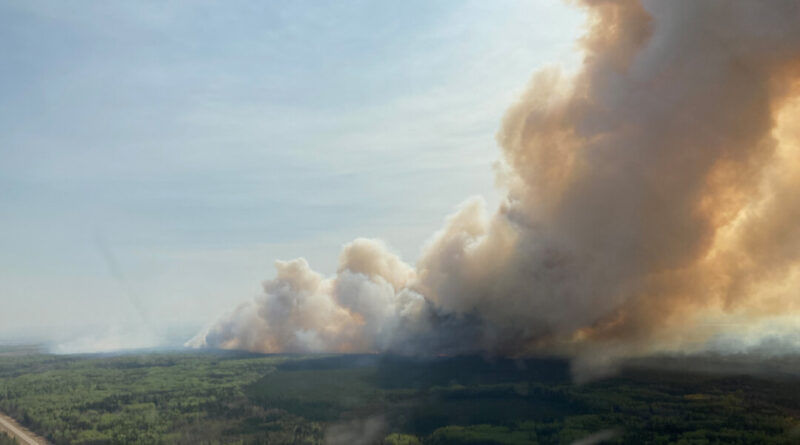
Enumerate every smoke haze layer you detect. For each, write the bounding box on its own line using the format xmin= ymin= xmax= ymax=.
xmin=190 ymin=0 xmax=800 ymax=374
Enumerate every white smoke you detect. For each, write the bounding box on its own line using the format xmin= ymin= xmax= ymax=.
xmin=190 ymin=0 xmax=800 ymax=375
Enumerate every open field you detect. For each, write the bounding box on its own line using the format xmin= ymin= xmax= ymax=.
xmin=0 ymin=348 xmax=798 ymax=444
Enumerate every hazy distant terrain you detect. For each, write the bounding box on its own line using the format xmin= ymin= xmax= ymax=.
xmin=0 ymin=347 xmax=798 ymax=444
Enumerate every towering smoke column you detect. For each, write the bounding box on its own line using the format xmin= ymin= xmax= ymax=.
xmin=190 ymin=0 xmax=800 ymax=374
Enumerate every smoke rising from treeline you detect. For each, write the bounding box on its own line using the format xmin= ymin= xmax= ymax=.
xmin=190 ymin=0 xmax=800 ymax=376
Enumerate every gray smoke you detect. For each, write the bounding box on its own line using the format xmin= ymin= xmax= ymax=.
xmin=189 ymin=0 xmax=800 ymax=376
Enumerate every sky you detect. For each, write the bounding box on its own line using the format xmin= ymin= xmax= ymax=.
xmin=0 ymin=0 xmax=583 ymax=351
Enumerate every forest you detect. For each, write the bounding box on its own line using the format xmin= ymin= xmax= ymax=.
xmin=0 ymin=346 xmax=798 ymax=444
xmin=0 ymin=432 xmax=18 ymax=445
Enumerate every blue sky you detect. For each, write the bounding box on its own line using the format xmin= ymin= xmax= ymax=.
xmin=0 ymin=0 xmax=583 ymax=350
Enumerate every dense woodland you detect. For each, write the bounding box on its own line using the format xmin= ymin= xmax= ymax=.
xmin=0 ymin=347 xmax=798 ymax=444
xmin=0 ymin=432 xmax=19 ymax=445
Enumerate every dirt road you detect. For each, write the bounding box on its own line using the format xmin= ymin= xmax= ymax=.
xmin=0 ymin=413 xmax=48 ymax=445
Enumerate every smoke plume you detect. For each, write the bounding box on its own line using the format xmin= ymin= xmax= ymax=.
xmin=190 ymin=0 xmax=800 ymax=374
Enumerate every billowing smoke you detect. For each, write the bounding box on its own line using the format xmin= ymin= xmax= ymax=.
xmin=190 ymin=0 xmax=800 ymax=374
